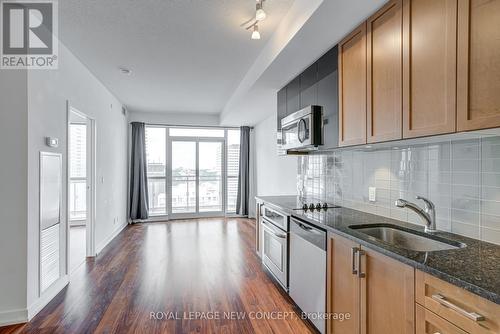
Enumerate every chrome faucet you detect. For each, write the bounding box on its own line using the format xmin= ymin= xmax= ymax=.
xmin=395 ymin=196 xmax=437 ymax=233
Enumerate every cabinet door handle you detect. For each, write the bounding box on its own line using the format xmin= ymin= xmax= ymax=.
xmin=357 ymin=250 xmax=366 ymax=278
xmin=431 ymin=294 xmax=485 ymax=322
xmin=351 ymin=247 xmax=359 ymax=275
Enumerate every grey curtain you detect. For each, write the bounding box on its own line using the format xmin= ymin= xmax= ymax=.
xmin=236 ymin=126 xmax=250 ymax=216
xmin=129 ymin=122 xmax=149 ymax=221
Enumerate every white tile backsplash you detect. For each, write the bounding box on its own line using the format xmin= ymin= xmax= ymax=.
xmin=297 ymin=136 xmax=500 ymax=245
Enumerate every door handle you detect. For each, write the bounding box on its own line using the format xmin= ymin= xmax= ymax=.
xmin=351 ymin=247 xmax=359 ymax=275
xmin=357 ymin=250 xmax=366 ymax=278
xmin=431 ymin=294 xmax=485 ymax=322
xmin=297 ymin=222 xmax=313 ymax=231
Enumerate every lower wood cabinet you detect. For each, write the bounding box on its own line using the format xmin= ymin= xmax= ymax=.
xmin=327 ymin=233 xmax=360 ymax=334
xmin=326 ymin=233 xmax=415 ymax=334
xmin=416 ymin=304 xmax=467 ymax=334
xmin=416 ymin=270 xmax=500 ymax=334
xmin=326 ymin=234 xmax=500 ymax=334
xmin=361 ymin=247 xmax=414 ymax=334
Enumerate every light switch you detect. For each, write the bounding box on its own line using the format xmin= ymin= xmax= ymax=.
xmin=369 ymin=187 xmax=376 ymax=202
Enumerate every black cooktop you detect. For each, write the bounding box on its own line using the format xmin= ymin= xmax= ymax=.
xmin=292 ymin=206 xmax=343 ymax=227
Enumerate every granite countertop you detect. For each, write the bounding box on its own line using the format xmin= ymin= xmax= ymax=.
xmin=256 ymin=195 xmax=500 ymax=305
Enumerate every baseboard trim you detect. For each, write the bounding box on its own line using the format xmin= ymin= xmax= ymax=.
xmin=28 ymin=275 xmax=69 ymax=320
xmin=96 ymin=222 xmax=128 ymax=255
xmin=0 ymin=308 xmax=28 ymax=327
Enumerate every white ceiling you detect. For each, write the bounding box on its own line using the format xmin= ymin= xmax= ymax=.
xmin=58 ymin=0 xmax=294 ymax=114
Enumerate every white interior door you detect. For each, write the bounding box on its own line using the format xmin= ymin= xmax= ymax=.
xmin=67 ymin=106 xmax=96 ymax=276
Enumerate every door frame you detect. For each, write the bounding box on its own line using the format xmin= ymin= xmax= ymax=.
xmin=167 ymin=136 xmax=226 ymax=219
xmin=66 ymin=102 xmax=96 ymax=275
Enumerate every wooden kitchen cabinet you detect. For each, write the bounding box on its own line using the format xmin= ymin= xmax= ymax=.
xmin=366 ymin=0 xmax=403 ymax=143
xmin=327 ymin=233 xmax=360 ymax=334
xmin=457 ymin=0 xmax=500 ymax=131
xmin=416 ymin=304 xmax=468 ymax=334
xmin=361 ymin=247 xmax=415 ymax=334
xmin=416 ymin=270 xmax=500 ymax=334
xmin=338 ymin=22 xmax=367 ymax=147
xmin=327 ymin=233 xmax=415 ymax=334
xmin=402 ymin=0 xmax=457 ymax=138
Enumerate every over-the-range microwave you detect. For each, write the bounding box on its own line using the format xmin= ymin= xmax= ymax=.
xmin=280 ymin=105 xmax=323 ymax=152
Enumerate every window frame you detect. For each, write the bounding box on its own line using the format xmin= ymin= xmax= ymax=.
xmin=144 ymin=125 xmax=240 ymax=218
xmin=145 ymin=125 xmax=168 ymax=216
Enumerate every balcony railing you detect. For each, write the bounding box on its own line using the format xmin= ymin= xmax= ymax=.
xmin=69 ymin=177 xmax=86 ymax=221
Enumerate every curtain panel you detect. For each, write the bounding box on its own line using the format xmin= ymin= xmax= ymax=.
xmin=236 ymin=126 xmax=251 ymax=216
xmin=129 ymin=122 xmax=149 ymax=221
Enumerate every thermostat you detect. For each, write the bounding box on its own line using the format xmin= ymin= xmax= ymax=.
xmin=45 ymin=137 xmax=59 ymax=148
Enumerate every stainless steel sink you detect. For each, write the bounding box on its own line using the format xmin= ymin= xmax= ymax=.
xmin=349 ymin=224 xmax=466 ymax=252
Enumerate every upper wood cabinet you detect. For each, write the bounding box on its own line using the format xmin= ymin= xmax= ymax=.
xmin=327 ymin=232 xmax=415 ymax=334
xmin=367 ymin=0 xmax=403 ymax=143
xmin=339 ymin=23 xmax=367 ymax=147
xmin=331 ymin=0 xmax=500 ymax=148
xmin=457 ymin=0 xmax=500 ymax=131
xmin=402 ymin=0 xmax=457 ymax=138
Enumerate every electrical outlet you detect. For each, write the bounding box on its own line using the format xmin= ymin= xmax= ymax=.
xmin=369 ymin=187 xmax=376 ymax=202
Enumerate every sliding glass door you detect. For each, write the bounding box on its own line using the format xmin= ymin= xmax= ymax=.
xmin=170 ymin=140 xmax=197 ymax=214
xmin=199 ymin=141 xmax=223 ymax=212
xmin=144 ymin=126 xmax=239 ymax=218
xmin=168 ymin=137 xmax=225 ymax=218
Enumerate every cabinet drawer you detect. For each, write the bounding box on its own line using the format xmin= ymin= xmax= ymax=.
xmin=416 ymin=304 xmax=467 ymax=334
xmin=416 ymin=271 xmax=500 ymax=334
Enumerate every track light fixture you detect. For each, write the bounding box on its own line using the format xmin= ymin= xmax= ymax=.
xmin=242 ymin=0 xmax=267 ymax=40
xmin=251 ymin=25 xmax=261 ymax=40
xmin=256 ymin=1 xmax=266 ymax=21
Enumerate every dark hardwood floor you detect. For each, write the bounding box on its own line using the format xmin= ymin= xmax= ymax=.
xmin=0 ymin=218 xmax=314 ymax=334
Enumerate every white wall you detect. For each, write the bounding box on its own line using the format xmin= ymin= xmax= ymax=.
xmin=128 ymin=110 xmax=220 ymax=126
xmin=254 ymin=115 xmax=297 ymax=196
xmin=26 ymin=43 xmax=128 ymax=310
xmin=0 ymin=71 xmax=29 ymax=323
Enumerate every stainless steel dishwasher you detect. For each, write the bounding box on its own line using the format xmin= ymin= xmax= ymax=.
xmin=289 ymin=217 xmax=327 ymax=334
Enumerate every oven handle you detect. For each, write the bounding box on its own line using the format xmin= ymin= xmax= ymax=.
xmin=262 ymin=220 xmax=287 ymax=239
